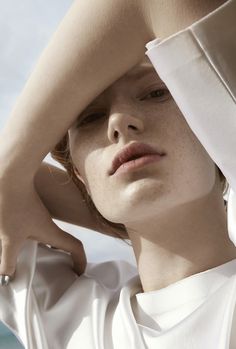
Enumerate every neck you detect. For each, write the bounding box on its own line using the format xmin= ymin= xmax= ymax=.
xmin=127 ymin=190 xmax=236 ymax=293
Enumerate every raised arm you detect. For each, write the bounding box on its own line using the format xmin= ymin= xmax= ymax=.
xmin=34 ymin=163 xmax=96 ymax=228
xmin=0 ymin=0 xmax=225 ymax=178
xmin=0 ymin=0 xmax=152 ymax=177
xmin=34 ymin=162 xmax=124 ymax=238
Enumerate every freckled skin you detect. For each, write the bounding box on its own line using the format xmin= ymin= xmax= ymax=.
xmin=68 ymin=56 xmax=236 ymax=293
xmin=69 ymin=57 xmax=217 ymax=223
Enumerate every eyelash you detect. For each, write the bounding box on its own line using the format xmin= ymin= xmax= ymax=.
xmin=78 ymin=88 xmax=170 ymax=126
xmin=140 ymin=88 xmax=170 ymax=101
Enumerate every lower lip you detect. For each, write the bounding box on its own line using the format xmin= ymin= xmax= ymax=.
xmin=112 ymin=154 xmax=164 ymax=176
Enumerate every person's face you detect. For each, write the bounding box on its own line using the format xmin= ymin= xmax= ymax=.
xmin=68 ymin=57 xmax=219 ymax=225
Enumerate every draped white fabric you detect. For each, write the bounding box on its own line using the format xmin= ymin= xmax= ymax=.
xmin=1 ymin=0 xmax=236 ymax=348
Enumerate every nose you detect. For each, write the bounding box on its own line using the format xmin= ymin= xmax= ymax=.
xmin=107 ymin=111 xmax=144 ymax=143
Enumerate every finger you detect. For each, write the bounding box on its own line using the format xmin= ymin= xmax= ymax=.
xmin=34 ymin=223 xmax=87 ymax=276
xmin=0 ymin=238 xmax=23 ymax=278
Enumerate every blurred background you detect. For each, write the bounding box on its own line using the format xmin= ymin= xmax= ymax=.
xmin=0 ymin=1 xmax=136 ymax=347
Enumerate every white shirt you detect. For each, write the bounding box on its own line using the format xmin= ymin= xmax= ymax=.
xmin=1 ymin=0 xmax=236 ymax=348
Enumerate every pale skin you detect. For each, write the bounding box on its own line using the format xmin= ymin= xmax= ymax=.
xmin=0 ymin=0 xmax=229 ymax=281
xmin=67 ymin=56 xmax=236 ymax=293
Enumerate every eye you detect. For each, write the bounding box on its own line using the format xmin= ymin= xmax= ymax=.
xmin=140 ymin=88 xmax=170 ymax=102
xmin=78 ymin=112 xmax=105 ymax=126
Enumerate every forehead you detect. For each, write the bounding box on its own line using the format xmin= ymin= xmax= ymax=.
xmin=79 ymin=57 xmax=160 ymax=114
xmin=117 ymin=56 xmax=158 ymax=83
xmin=89 ymin=57 xmax=158 ymax=104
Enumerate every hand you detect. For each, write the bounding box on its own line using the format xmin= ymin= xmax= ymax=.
xmin=0 ymin=176 xmax=87 ymax=283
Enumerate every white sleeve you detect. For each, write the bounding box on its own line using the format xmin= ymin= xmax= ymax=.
xmin=145 ymin=0 xmax=236 ymax=245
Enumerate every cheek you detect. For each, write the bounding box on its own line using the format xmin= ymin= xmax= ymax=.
xmin=158 ymin=106 xmax=217 ymax=197
xmin=85 ymin=165 xmax=114 ymax=220
xmin=83 ymin=155 xmax=106 ymax=194
xmin=83 ymin=154 xmax=124 ymax=221
xmin=171 ymin=123 xmax=217 ymax=198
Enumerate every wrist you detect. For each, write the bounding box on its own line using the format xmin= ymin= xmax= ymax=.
xmin=0 ymin=130 xmax=39 ymax=182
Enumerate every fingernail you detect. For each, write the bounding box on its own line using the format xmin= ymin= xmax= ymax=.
xmin=0 ymin=275 xmax=10 ymax=286
xmin=45 ymin=244 xmax=58 ymax=250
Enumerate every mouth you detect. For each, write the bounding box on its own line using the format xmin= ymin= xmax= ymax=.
xmin=111 ymin=153 xmax=164 ymax=176
xmin=109 ymin=142 xmax=165 ymax=176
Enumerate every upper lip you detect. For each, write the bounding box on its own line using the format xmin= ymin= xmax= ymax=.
xmin=108 ymin=142 xmax=165 ymax=175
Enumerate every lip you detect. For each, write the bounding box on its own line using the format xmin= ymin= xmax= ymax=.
xmin=113 ymin=153 xmax=164 ymax=176
xmin=109 ymin=142 xmax=165 ymax=176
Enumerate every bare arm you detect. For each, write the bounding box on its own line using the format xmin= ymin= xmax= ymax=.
xmin=0 ymin=0 xmax=152 ymax=178
xmin=148 ymin=0 xmax=227 ymax=39
xmin=1 ymin=0 xmax=225 ymax=179
xmin=34 ymin=163 xmax=96 ymax=229
xmin=34 ymin=162 xmax=126 ymax=238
